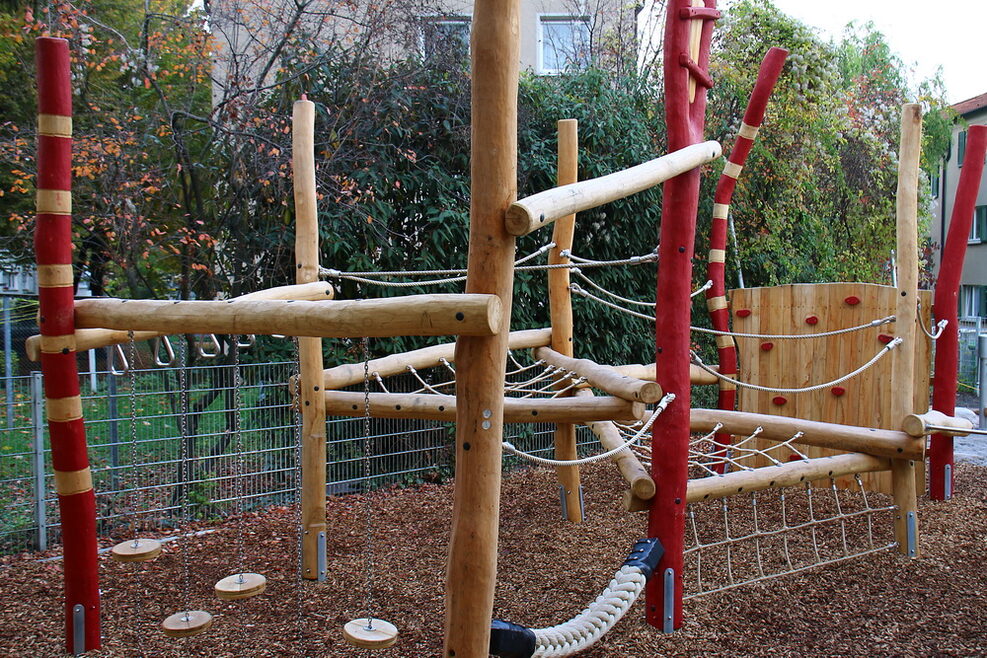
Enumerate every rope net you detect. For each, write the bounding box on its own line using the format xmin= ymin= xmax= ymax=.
xmin=682 ymin=475 xmax=897 ymax=599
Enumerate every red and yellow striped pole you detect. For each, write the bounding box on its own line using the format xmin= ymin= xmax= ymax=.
xmin=35 ymin=36 xmax=101 ymax=653
xmin=704 ymin=47 xmax=786 ymax=472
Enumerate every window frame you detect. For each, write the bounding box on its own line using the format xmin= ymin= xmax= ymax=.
xmin=536 ymin=14 xmax=591 ymax=75
xmin=970 ymin=205 xmax=987 ymax=244
xmin=419 ymin=15 xmax=471 ymax=62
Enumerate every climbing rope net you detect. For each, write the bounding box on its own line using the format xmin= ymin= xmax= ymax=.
xmin=682 ymin=475 xmax=897 ymax=598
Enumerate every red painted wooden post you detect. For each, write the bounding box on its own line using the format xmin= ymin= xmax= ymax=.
xmin=703 ymin=47 xmax=786 ymax=473
xmin=35 ymin=37 xmax=101 ymax=653
xmin=929 ymin=125 xmax=987 ymax=500
xmin=648 ymin=0 xmax=716 ymax=633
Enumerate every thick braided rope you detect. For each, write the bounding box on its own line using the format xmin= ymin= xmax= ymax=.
xmin=502 ymin=394 xmax=674 ymax=466
xmin=530 ymin=566 xmax=646 ymax=658
xmin=692 ymin=315 xmax=896 ymax=339
xmin=690 ymin=337 xmax=903 ymax=393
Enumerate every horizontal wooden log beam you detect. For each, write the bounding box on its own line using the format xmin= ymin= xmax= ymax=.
xmin=505 ymin=141 xmax=722 ymax=236
xmin=611 ymin=362 xmax=720 ymax=386
xmin=25 ymin=282 xmax=336 ymax=360
xmin=536 ymin=347 xmax=664 ymax=403
xmin=322 ymin=328 xmax=552 ymax=390
xmin=686 ymin=452 xmax=890 ymax=503
xmin=691 ymin=408 xmax=925 ymax=461
xmin=902 ymin=410 xmax=974 ymax=437
xmin=575 ymin=390 xmax=655 ymax=500
xmin=325 ymin=391 xmax=645 ymax=424
xmin=73 ymin=294 xmax=501 ymax=339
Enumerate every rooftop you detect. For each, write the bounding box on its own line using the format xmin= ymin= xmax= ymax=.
xmin=952 ymin=92 xmax=987 ymax=116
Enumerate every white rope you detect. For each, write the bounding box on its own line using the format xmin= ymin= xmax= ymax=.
xmin=690 ymin=337 xmax=903 ymax=393
xmin=570 ymin=283 xmax=657 ymax=321
xmin=572 ymin=270 xmax=656 ymax=307
xmin=691 ymin=315 xmax=896 ymax=340
xmin=531 ymin=566 xmax=646 ymax=658
xmin=502 ymin=394 xmax=674 ymax=466
xmin=560 ymin=249 xmax=658 ymax=267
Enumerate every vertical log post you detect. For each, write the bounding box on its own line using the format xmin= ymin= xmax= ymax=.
xmin=443 ymin=0 xmax=519 ymax=655
xmin=293 ymin=99 xmax=329 ymax=580
xmin=647 ymin=0 xmax=716 ymax=633
xmin=35 ymin=37 xmax=101 ymax=653
xmin=929 ymin=125 xmax=987 ymax=499
xmin=704 ymin=47 xmax=786 ymax=472
xmin=890 ymin=103 xmax=921 ymax=557
xmin=549 ymin=119 xmax=583 ymax=522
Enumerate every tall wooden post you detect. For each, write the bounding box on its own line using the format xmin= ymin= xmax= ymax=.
xmin=890 ymin=103 xmax=921 ymax=557
xmin=647 ymin=0 xmax=716 ymax=632
xmin=35 ymin=37 xmax=101 ymax=652
xmin=293 ymin=99 xmax=329 ymax=579
xmin=930 ymin=125 xmax=987 ymax=499
xmin=549 ymin=119 xmax=583 ymax=522
xmin=443 ymin=0 xmax=519 ymax=655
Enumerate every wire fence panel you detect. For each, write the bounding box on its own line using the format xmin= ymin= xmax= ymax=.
xmin=958 ymin=317 xmax=983 ymax=392
xmin=1 ymin=359 xmax=599 ymax=556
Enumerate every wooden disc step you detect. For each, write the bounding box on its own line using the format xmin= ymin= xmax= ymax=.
xmin=110 ymin=538 xmax=162 ymax=563
xmin=343 ymin=618 xmax=399 ymax=649
xmin=162 ymin=610 xmax=213 ymax=638
xmin=214 ymin=572 xmax=267 ymax=600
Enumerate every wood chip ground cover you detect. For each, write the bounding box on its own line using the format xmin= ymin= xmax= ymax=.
xmin=1 ymin=462 xmax=985 ymax=656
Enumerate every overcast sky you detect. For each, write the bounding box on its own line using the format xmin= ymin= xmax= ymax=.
xmin=723 ymin=0 xmax=985 ymax=105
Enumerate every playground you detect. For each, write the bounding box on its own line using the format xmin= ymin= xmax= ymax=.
xmin=1 ymin=460 xmax=985 ymax=655
xmin=6 ymin=0 xmax=987 ymax=655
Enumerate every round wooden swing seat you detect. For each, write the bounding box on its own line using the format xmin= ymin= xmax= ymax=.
xmin=343 ymin=618 xmax=399 ymax=649
xmin=161 ymin=610 xmax=213 ymax=637
xmin=110 ymin=538 xmax=162 ymax=562
xmin=214 ymin=572 xmax=267 ymax=600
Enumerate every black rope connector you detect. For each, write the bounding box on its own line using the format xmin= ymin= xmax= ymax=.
xmin=623 ymin=537 xmax=664 ymax=580
xmin=489 ymin=619 xmax=536 ymax=658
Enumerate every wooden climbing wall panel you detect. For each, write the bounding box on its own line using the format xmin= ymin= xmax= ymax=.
xmin=729 ymin=283 xmax=932 ymax=494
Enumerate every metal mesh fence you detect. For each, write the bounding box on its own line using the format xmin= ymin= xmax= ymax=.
xmin=1 ymin=359 xmax=598 ymax=556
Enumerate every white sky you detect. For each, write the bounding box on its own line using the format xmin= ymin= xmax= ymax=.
xmin=724 ymin=0 xmax=986 ymax=105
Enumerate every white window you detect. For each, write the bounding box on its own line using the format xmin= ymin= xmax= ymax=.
xmin=538 ymin=16 xmax=590 ymax=74
xmin=970 ymin=205 xmax=987 ymax=244
xmin=959 ymin=285 xmax=986 ymax=318
xmin=421 ymin=17 xmax=470 ymax=61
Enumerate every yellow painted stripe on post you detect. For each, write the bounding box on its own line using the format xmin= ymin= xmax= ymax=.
xmin=54 ymin=467 xmax=93 ymax=496
xmin=715 ymin=334 xmax=735 ymax=349
xmin=738 ymin=122 xmax=759 ymax=140
xmin=47 ymin=395 xmax=83 ymax=422
xmin=707 ymin=296 xmax=728 ymax=311
xmin=722 ymin=161 xmax=743 ymax=179
xmin=37 ymin=264 xmax=74 ymax=288
xmin=37 ymin=189 xmax=71 ymax=214
xmin=712 ymin=203 xmax=729 ymax=219
xmin=709 ymin=249 xmax=726 ymax=264
xmin=37 ymin=113 xmax=73 ymax=138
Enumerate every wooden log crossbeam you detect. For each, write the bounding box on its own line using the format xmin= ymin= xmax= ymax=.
xmin=535 ymin=346 xmax=664 ymax=403
xmin=902 ymin=410 xmax=974 ymax=437
xmin=691 ymin=408 xmax=924 ymax=461
xmin=504 ymin=141 xmax=722 ymax=236
xmin=72 ymin=294 xmax=501 ymax=340
xmin=575 ymin=389 xmax=655 ymax=502
xmin=610 ymin=361 xmax=719 ymax=386
xmin=324 ymin=390 xmax=645 ymax=424
xmin=686 ymin=452 xmax=890 ymax=503
xmin=26 ymin=281 xmax=336 ymax=360
xmin=321 ymin=328 xmax=552 ymax=390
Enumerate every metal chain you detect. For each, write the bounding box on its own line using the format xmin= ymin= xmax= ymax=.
xmin=361 ymin=336 xmax=376 ymax=629
xmin=291 ymin=337 xmax=305 ymax=648
xmin=232 ymin=337 xmax=246 ymax=579
xmin=177 ymin=335 xmax=193 ymax=617
xmin=126 ymin=330 xmax=140 ymax=544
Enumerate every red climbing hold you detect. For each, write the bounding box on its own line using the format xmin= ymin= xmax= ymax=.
xmin=760 ymin=342 xmax=774 ymax=351
xmin=736 ymin=309 xmax=752 ymax=318
xmin=878 ymin=334 xmax=894 ymax=344
xmin=831 ymin=386 xmax=846 ymax=397
xmin=844 ymin=296 xmax=861 ymax=306
xmin=772 ymin=395 xmax=787 ymax=406
xmin=805 ymin=315 xmax=819 ymax=325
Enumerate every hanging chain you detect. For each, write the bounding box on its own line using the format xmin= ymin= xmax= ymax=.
xmin=177 ymin=336 xmax=193 ymax=618
xmin=291 ymin=337 xmax=305 ymax=647
xmin=126 ymin=330 xmax=140 ymax=545
xmin=232 ymin=337 xmax=246 ymax=579
xmin=361 ymin=336 xmax=376 ymax=629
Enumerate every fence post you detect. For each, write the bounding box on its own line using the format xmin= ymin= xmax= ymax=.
xmin=979 ymin=334 xmax=986 ymax=430
xmin=107 ymin=347 xmax=120 ymax=492
xmin=31 ymin=371 xmax=48 ymax=551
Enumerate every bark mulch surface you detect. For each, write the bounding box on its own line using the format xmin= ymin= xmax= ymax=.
xmin=2 ymin=461 xmax=985 ymax=657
